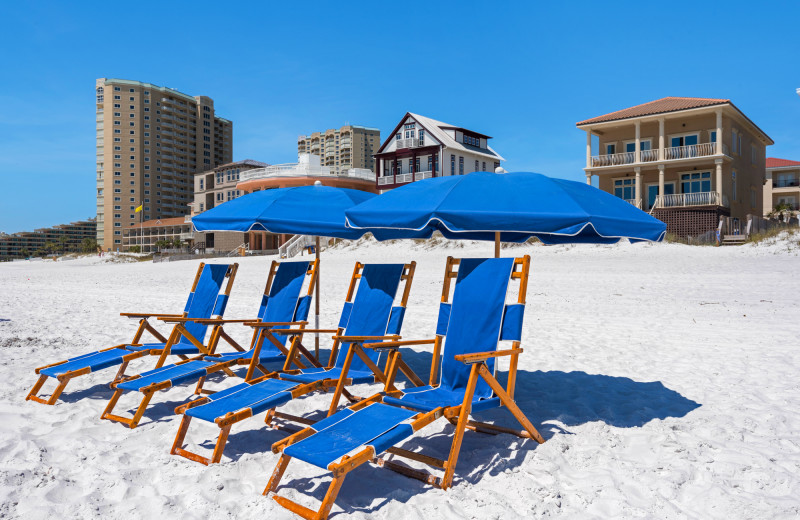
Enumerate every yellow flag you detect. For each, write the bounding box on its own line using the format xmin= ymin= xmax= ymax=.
xmin=135 ymin=204 xmax=143 ymax=213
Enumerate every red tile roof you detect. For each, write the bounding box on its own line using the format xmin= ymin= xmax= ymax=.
xmin=766 ymin=157 xmax=800 ymax=168
xmin=577 ymin=97 xmax=730 ymax=126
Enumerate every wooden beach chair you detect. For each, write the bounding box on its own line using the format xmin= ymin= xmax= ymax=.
xmin=170 ymin=261 xmax=420 ymax=465
xmin=26 ymin=262 xmax=238 ymax=405
xmin=99 ymin=259 xmax=319 ymax=428
xmin=265 ymin=256 xmax=545 ymax=520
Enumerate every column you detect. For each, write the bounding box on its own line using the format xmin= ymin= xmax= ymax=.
xmin=715 ymin=159 xmax=723 ymax=203
xmin=585 ymin=172 xmax=592 ymax=185
xmin=634 ymin=167 xmax=642 ymax=207
xmin=715 ymin=109 xmax=723 ymax=155
xmin=658 ymin=118 xmax=665 ymax=161
xmin=586 ymin=130 xmax=592 ymax=168
xmin=658 ymin=165 xmax=665 ymax=208
xmin=634 ymin=121 xmax=641 ymax=163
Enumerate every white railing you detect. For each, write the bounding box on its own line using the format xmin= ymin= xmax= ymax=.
xmin=664 ymin=142 xmax=717 ymax=160
xmin=338 ymin=168 xmax=374 ymax=181
xmin=227 ymin=243 xmax=246 ymax=257
xmin=640 ymin=149 xmax=659 ymax=162
xmin=279 ymin=234 xmax=317 ymax=259
xmin=377 ymin=170 xmax=435 ymax=186
xmin=396 ymin=138 xmax=421 ymax=149
xmin=654 ymin=191 xmax=729 ymax=209
xmin=179 ymin=232 xmax=194 ymax=240
xmin=624 ymin=198 xmax=642 ymax=209
xmin=591 ymin=142 xmax=725 ymax=167
xmin=591 ymin=151 xmax=635 ymax=167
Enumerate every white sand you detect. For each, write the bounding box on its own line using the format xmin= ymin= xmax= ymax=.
xmin=1 ymin=235 xmax=799 ymax=519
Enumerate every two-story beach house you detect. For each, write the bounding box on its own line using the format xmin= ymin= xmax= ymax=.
xmin=763 ymin=158 xmax=800 ymax=216
xmin=374 ymin=113 xmax=504 ymax=190
xmin=577 ymin=97 xmax=773 ymax=237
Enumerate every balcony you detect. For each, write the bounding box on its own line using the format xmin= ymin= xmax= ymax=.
xmin=773 ymin=179 xmax=800 ymax=188
xmin=396 ymin=138 xmax=422 ymax=150
xmin=377 ymin=170 xmax=434 ymax=186
xmin=653 ymin=191 xmax=728 ymax=209
xmin=590 ymin=142 xmax=726 ymax=168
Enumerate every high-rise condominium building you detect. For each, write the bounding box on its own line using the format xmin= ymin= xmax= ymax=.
xmin=297 ymin=125 xmax=380 ymax=175
xmin=95 ymin=78 xmax=232 ymax=251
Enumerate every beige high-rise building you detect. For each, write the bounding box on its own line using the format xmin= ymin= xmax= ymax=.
xmin=95 ymin=78 xmax=232 ymax=251
xmin=297 ymin=125 xmax=379 ymax=175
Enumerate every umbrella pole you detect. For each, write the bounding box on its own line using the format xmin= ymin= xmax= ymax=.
xmin=494 ymin=231 xmax=500 ymax=258
xmin=315 ymin=236 xmax=320 ymax=359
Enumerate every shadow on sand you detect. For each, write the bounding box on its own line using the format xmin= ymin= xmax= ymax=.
xmin=272 ymin=350 xmax=701 ymax=518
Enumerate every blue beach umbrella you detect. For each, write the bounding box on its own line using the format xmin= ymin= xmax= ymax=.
xmin=345 ymin=171 xmax=666 ymax=255
xmin=192 ymin=182 xmax=374 ymax=239
xmin=193 ymin=182 xmax=376 ymax=353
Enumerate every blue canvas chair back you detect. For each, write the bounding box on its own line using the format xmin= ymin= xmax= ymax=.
xmin=334 ymin=264 xmax=406 ymax=372
xmin=435 ymin=257 xmax=523 ymax=400
xmin=257 ymin=261 xmax=312 ymax=346
xmin=180 ymin=264 xmax=231 ymax=345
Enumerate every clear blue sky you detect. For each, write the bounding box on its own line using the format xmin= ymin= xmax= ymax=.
xmin=1 ymin=1 xmax=799 ymax=233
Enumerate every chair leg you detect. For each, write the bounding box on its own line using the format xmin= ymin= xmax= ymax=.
xmin=48 ymin=377 xmax=70 ymax=405
xmin=211 ymin=425 xmax=232 ymax=464
xmin=112 ymin=360 xmax=130 ymax=384
xmin=441 ymin=364 xmax=480 ymax=490
xmin=264 ymin=453 xmax=291 ymax=495
xmin=171 ymin=415 xmax=192 ymax=455
xmin=194 ymin=376 xmax=206 ymax=395
xmin=271 ymin=472 xmax=347 ymax=520
xmin=101 ymin=388 xmax=125 ymax=421
xmin=130 ymin=391 xmax=156 ymax=428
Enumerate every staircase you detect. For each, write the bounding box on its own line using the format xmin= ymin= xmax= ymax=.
xmin=279 ymin=235 xmax=318 ymax=258
xmin=227 ymin=243 xmax=247 ymax=256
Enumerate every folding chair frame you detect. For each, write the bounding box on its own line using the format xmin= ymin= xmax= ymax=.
xmin=266 ymin=255 xmax=545 ymax=520
xmin=26 ymin=262 xmax=235 ymax=405
xmin=99 ymin=263 xmax=239 ymax=427
xmin=170 ymin=261 xmax=419 ymax=465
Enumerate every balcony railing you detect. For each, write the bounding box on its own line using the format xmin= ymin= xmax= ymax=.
xmin=664 ymin=142 xmax=717 ymax=160
xmin=239 ymin=162 xmax=374 ymax=183
xmin=377 ymin=170 xmax=434 ymax=186
xmin=624 ymin=198 xmax=642 ymax=209
xmin=590 ymin=142 xmax=724 ymax=167
xmin=591 ymin=151 xmax=635 ymax=167
xmin=653 ymin=191 xmax=729 ymax=209
xmin=396 ymin=138 xmax=422 ymax=149
xmin=774 ymin=179 xmax=800 ymax=188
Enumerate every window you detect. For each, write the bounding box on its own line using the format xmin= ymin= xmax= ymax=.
xmin=606 ymin=143 xmax=616 ymax=155
xmin=680 ymin=172 xmax=712 ymax=193
xmin=418 ymin=129 xmax=424 ymax=145
xmin=482 ymin=161 xmax=486 ymax=171
xmin=395 ymin=133 xmax=401 ymax=141
xmin=451 ymin=154 xmax=455 ymax=175
xmin=129 ymin=88 xmax=134 ymax=93
xmin=459 ymin=157 xmax=464 ymax=175
xmin=732 ymin=170 xmax=737 ymax=200
xmin=428 ymin=156 xmax=432 ymax=172
xmin=114 ymin=87 xmax=120 ymax=92
xmin=750 ymin=189 xmax=756 ymax=208
xmin=114 ymin=95 xmax=120 ymax=100
xmin=613 ymin=178 xmax=635 ymax=200
xmin=475 ymin=160 xmax=479 ymax=172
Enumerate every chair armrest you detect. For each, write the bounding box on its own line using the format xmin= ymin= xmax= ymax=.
xmin=454 ymin=348 xmax=523 ymax=364
xmin=360 ymin=338 xmax=436 ymax=349
xmin=120 ymin=312 xmax=183 ymax=319
xmin=333 ymin=335 xmax=401 ymax=342
xmin=178 ymin=318 xmax=254 ymax=325
xmin=266 ymin=328 xmax=338 ymax=334
xmin=242 ymin=321 xmax=310 ymax=330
